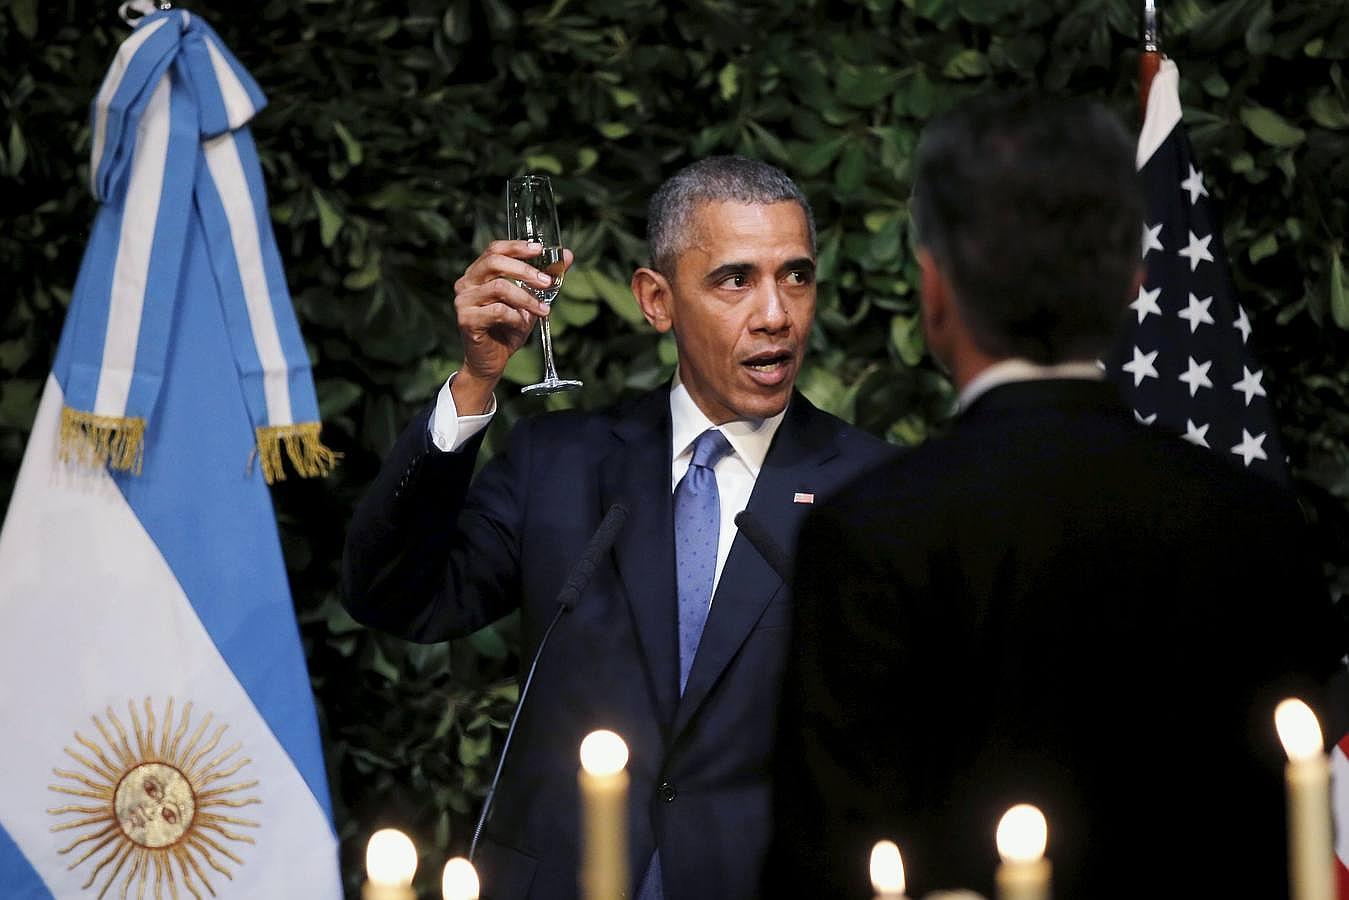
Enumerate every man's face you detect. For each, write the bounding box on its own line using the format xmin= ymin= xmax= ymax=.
xmin=652 ymin=200 xmax=816 ymax=423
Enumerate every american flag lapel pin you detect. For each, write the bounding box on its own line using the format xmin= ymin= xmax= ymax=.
xmin=793 ymin=492 xmax=815 ymax=504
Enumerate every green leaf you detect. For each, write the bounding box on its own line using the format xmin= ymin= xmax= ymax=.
xmin=835 ymin=143 xmax=867 ymax=194
xmin=369 ymin=644 xmax=401 ymax=683
xmin=958 ymin=0 xmax=1019 ymax=25
xmin=563 ymin=268 xmax=599 ymax=300
xmin=317 ymin=379 xmax=363 ymax=417
xmin=524 ymin=154 xmax=564 ymax=174
xmin=1202 ymin=73 xmax=1230 ymax=99
xmin=791 ymin=135 xmax=849 ymax=177
xmin=597 ymin=122 xmax=631 ymax=140
xmin=611 ymin=87 xmax=640 ymax=109
xmin=1308 ymin=93 xmax=1349 ymax=130
xmin=1239 ymin=105 xmax=1306 ymax=148
xmin=718 ymin=63 xmax=739 ymax=102
xmin=457 ymin=730 xmax=491 ymax=766
xmin=502 ymin=345 xmax=543 ymax=385
xmin=943 ymin=49 xmax=989 ymax=80
xmin=0 ymin=338 xmax=29 ymax=373
xmin=590 ymin=269 xmax=645 ymax=325
xmin=1248 ymin=233 xmax=1278 ymax=264
xmin=796 ymin=364 xmax=848 ymax=417
xmin=1331 ymin=246 xmax=1349 ymax=331
xmin=658 ymin=334 xmax=679 ymax=366
xmin=468 ymin=625 xmax=509 ymax=659
xmin=0 ymin=378 xmax=39 ymax=428
xmin=864 ymin=210 xmax=897 ymax=233
xmin=11 ymin=0 xmax=36 ymax=39
xmin=836 ymin=65 xmax=902 ymax=108
xmin=889 ymin=313 xmax=925 ymax=367
xmin=344 ymin=252 xmax=381 ymax=290
xmin=7 ymin=122 xmax=26 ymax=176
xmin=332 ymin=120 xmax=363 ymax=165
xmin=311 ymin=189 xmax=342 ymax=246
xmin=555 ymin=296 xmax=598 ymax=326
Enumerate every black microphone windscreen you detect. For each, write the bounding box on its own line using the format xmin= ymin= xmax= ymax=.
xmin=734 ymin=510 xmax=792 ymax=583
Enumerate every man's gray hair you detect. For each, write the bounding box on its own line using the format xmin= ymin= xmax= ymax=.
xmin=647 ymin=156 xmax=816 ymax=276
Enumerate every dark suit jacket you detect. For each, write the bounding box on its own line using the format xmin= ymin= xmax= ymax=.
xmin=767 ymin=379 xmax=1345 ymax=900
xmin=343 ymin=386 xmax=895 ymax=900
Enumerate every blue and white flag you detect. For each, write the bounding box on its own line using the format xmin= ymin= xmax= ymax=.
xmin=0 ymin=9 xmax=341 ymax=898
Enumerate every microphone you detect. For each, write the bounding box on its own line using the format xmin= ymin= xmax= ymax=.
xmin=556 ymin=503 xmax=629 ymax=609
xmin=468 ymin=502 xmax=629 ymax=862
xmin=734 ymin=510 xmax=793 ymax=584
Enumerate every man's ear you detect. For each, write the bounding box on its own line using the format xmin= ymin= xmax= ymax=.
xmin=1128 ymin=265 xmax=1146 ymax=300
xmin=917 ymin=248 xmax=952 ymax=349
xmin=632 ymin=267 xmax=674 ymax=333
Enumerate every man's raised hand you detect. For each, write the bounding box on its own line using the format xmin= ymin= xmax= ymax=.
xmin=450 ymin=240 xmax=574 ymax=414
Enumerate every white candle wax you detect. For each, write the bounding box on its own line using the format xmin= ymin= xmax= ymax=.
xmin=579 ymin=730 xmax=629 ymax=900
xmin=1276 ymin=699 xmax=1335 ymax=900
xmin=995 ymin=804 xmax=1051 ymax=900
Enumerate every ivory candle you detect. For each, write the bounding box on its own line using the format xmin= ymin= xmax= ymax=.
xmin=1275 ymin=698 xmax=1334 ymax=900
xmin=869 ymin=839 xmax=909 ymax=899
xmin=441 ymin=856 xmax=480 ymax=900
xmin=363 ymin=828 xmax=417 ymax=900
xmin=579 ymin=730 xmax=629 ymax=900
xmin=995 ymin=804 xmax=1050 ymax=900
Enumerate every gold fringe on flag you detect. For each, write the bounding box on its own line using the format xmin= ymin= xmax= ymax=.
xmin=58 ymin=407 xmax=146 ymax=475
xmin=254 ymin=422 xmax=340 ymax=484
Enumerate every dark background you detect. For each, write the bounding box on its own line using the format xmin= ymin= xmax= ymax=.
xmin=3 ymin=0 xmax=1347 ymax=893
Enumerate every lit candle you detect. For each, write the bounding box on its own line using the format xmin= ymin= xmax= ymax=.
xmin=1275 ymin=698 xmax=1335 ymax=900
xmin=363 ymin=828 xmax=418 ymax=900
xmin=870 ymin=839 xmax=909 ymax=899
xmin=995 ymin=804 xmax=1050 ymax=900
xmin=442 ymin=856 xmax=480 ymax=900
xmin=579 ymin=729 xmax=629 ymax=900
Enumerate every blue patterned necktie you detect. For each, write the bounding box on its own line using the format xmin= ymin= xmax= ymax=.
xmin=675 ymin=427 xmax=733 ymax=695
xmin=636 ymin=428 xmax=734 ymax=900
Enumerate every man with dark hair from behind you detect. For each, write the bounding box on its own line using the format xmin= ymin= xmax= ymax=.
xmin=343 ymin=155 xmax=894 ymax=899
xmin=766 ymin=94 xmax=1345 ymax=899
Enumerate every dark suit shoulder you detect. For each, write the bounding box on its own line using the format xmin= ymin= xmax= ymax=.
xmin=786 ymin=393 xmax=898 ymax=465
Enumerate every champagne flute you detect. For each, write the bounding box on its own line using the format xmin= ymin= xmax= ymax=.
xmin=505 ymin=174 xmax=582 ymax=395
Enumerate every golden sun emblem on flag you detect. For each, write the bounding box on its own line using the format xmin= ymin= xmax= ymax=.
xmin=47 ymin=699 xmax=261 ymax=899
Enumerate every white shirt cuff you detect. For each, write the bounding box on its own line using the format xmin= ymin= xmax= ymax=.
xmin=428 ymin=373 xmax=496 ymax=452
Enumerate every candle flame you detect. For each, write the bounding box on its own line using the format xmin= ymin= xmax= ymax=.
xmin=366 ymin=828 xmax=417 ymax=887
xmin=1274 ymin=698 xmax=1324 ymax=761
xmin=869 ymin=839 xmax=906 ymax=894
xmin=580 ymin=729 xmax=629 ymax=776
xmin=996 ymin=804 xmax=1048 ymax=864
xmin=442 ymin=856 xmax=480 ymax=900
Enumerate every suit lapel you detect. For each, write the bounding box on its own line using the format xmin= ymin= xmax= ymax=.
xmin=599 ymin=388 xmax=680 ymax=732
xmin=672 ymin=397 xmax=839 ymax=740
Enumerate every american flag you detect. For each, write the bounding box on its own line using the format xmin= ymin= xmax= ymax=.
xmin=1106 ymin=59 xmax=1284 ymax=480
xmin=1107 ymin=58 xmax=1348 ymax=896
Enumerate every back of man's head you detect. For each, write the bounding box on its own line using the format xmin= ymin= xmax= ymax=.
xmin=911 ymin=93 xmax=1143 ymax=364
xmin=647 ymin=155 xmax=816 ymax=276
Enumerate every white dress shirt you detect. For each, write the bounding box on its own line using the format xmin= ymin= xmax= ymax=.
xmin=428 ymin=371 xmax=786 ymax=603
xmin=957 ymin=357 xmax=1104 ymax=411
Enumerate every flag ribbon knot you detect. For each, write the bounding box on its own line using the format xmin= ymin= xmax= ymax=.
xmin=59 ymin=9 xmax=335 ymax=482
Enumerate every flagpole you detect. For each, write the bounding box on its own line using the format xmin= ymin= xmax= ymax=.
xmin=1139 ymin=0 xmax=1162 ymax=121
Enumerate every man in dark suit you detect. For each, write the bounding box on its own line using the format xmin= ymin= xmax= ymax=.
xmin=343 ymin=157 xmax=894 ymax=899
xmin=767 ymin=95 xmax=1346 ymax=899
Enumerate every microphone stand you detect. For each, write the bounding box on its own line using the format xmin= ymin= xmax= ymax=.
xmin=467 ymin=503 xmax=629 ymax=862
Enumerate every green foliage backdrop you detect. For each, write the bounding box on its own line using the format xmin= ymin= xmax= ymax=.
xmin=3 ymin=0 xmax=1347 ymax=893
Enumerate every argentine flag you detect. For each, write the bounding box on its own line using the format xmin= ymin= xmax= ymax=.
xmin=0 ymin=9 xmax=340 ymax=898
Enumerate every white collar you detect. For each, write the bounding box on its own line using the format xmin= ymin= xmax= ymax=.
xmin=669 ymin=371 xmax=786 ymax=476
xmin=958 ymin=358 xmax=1104 ymax=412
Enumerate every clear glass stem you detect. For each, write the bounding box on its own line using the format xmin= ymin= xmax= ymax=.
xmin=538 ymin=311 xmax=560 ymax=383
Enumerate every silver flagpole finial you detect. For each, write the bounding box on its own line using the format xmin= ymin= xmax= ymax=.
xmin=1142 ymin=0 xmax=1160 ymax=53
